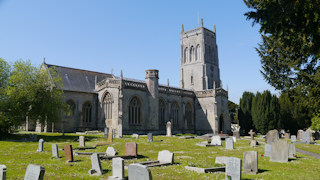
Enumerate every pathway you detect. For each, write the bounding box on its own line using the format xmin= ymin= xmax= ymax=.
xmin=296 ymin=148 xmax=320 ymax=160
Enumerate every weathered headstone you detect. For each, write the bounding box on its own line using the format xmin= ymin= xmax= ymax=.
xmin=264 ymin=144 xmax=271 ymax=157
xmin=128 ymin=164 xmax=152 ymax=180
xmin=297 ymin=129 xmax=303 ymax=141
xmin=225 ymin=157 xmax=241 ymax=180
xmin=104 ymin=127 xmax=108 ymax=137
xmin=106 ymin=147 xmax=117 ymax=156
xmin=233 ymin=131 xmax=240 ymax=140
xmin=225 ymin=138 xmax=234 ymax=150
xmin=270 ymin=140 xmax=288 ymax=163
xmin=37 ymin=139 xmax=44 ymax=152
xmin=125 ymin=142 xmax=138 ymax=157
xmin=291 ymin=135 xmax=297 ymax=143
xmin=108 ymin=158 xmax=125 ymax=180
xmin=288 ymin=143 xmax=296 ymax=158
xmin=107 ymin=128 xmax=113 ymax=144
xmin=51 ymin=144 xmax=59 ymax=158
xmin=249 ymin=129 xmax=255 ymax=140
xmin=266 ymin=129 xmax=279 ymax=144
xmin=24 ymin=164 xmax=45 ymax=180
xmin=79 ymin=136 xmax=85 ymax=147
xmin=215 ymin=156 xmax=229 ymax=165
xmin=0 ymin=165 xmax=6 ymax=180
xmin=147 ymin=133 xmax=153 ymax=142
xmin=112 ymin=129 xmax=116 ymax=139
xmin=132 ymin=133 xmax=139 ymax=139
xmin=64 ymin=145 xmax=73 ymax=162
xmin=210 ymin=136 xmax=222 ymax=146
xmin=284 ymin=133 xmax=290 ymax=140
xmin=166 ymin=122 xmax=172 ymax=137
xmin=301 ymin=131 xmax=311 ymax=144
xmin=243 ymin=151 xmax=258 ymax=174
xmin=158 ymin=150 xmax=174 ymax=164
xmin=89 ymin=153 xmax=103 ymax=176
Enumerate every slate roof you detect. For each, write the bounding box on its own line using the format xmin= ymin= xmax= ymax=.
xmin=45 ymin=63 xmax=113 ymax=93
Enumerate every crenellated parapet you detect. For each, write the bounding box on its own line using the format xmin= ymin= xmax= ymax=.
xmin=195 ymin=88 xmax=228 ymax=98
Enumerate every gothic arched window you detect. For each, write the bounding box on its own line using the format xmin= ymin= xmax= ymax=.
xmin=184 ymin=47 xmax=188 ymax=63
xmin=190 ymin=46 xmax=195 ymax=62
xmin=129 ymin=97 xmax=142 ymax=125
xmin=83 ymin=102 xmax=92 ymax=123
xmin=185 ymin=103 xmax=193 ymax=127
xmin=159 ymin=99 xmax=166 ymax=127
xmin=196 ymin=44 xmax=200 ymax=61
xmin=171 ymin=102 xmax=179 ymax=126
xmin=66 ymin=100 xmax=75 ymax=116
xmin=103 ymin=92 xmax=113 ymax=119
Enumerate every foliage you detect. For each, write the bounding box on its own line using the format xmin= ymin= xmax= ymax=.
xmin=244 ymin=0 xmax=320 ymax=114
xmin=311 ymin=116 xmax=320 ymax=131
xmin=0 ymin=58 xmax=11 ymax=134
xmin=228 ymin=100 xmax=238 ymax=124
xmin=238 ymin=91 xmax=255 ymax=133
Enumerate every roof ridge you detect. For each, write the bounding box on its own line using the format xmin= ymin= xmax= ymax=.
xmin=45 ymin=63 xmax=112 ymax=76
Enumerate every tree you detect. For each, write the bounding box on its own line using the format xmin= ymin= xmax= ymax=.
xmin=244 ymin=0 xmax=320 ymax=114
xmin=0 ymin=58 xmax=11 ymax=134
xmin=238 ymin=91 xmax=255 ymax=133
xmin=311 ymin=116 xmax=320 ymax=131
xmin=228 ymin=100 xmax=238 ymax=124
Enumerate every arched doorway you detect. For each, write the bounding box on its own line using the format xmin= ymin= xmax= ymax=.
xmin=219 ymin=114 xmax=224 ymax=134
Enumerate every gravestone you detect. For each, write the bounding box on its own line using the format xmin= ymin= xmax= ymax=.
xmin=232 ymin=136 xmax=236 ymax=142
xmin=132 ymin=134 xmax=139 ymax=139
xmin=301 ymin=131 xmax=311 ymax=144
xmin=249 ymin=129 xmax=255 ymax=140
xmin=270 ymin=140 xmax=288 ymax=163
xmin=64 ymin=145 xmax=73 ymax=162
xmin=166 ymin=122 xmax=172 ymax=137
xmin=243 ymin=151 xmax=258 ymax=174
xmin=288 ymin=143 xmax=296 ymax=158
xmin=147 ymin=133 xmax=153 ymax=142
xmin=225 ymin=138 xmax=234 ymax=150
xmin=37 ymin=139 xmax=44 ymax=152
xmin=89 ymin=153 xmax=103 ymax=176
xmin=0 ymin=165 xmax=6 ymax=180
xmin=79 ymin=136 xmax=85 ymax=147
xmin=264 ymin=144 xmax=271 ymax=157
xmin=106 ymin=147 xmax=117 ymax=156
xmin=112 ymin=129 xmax=116 ymax=139
xmin=215 ymin=156 xmax=229 ymax=165
xmin=108 ymin=158 xmax=125 ymax=180
xmin=51 ymin=144 xmax=59 ymax=158
xmin=104 ymin=128 xmax=108 ymax=137
xmin=210 ymin=136 xmax=222 ymax=146
xmin=284 ymin=133 xmax=290 ymax=140
xmin=107 ymin=128 xmax=113 ymax=144
xmin=24 ymin=164 xmax=45 ymax=180
xmin=233 ymin=131 xmax=240 ymax=140
xmin=158 ymin=150 xmax=174 ymax=164
xmin=297 ymin=129 xmax=303 ymax=141
xmin=225 ymin=157 xmax=241 ymax=180
xmin=250 ymin=140 xmax=257 ymax=147
xmin=291 ymin=135 xmax=297 ymax=143
xmin=128 ymin=164 xmax=152 ymax=180
xmin=266 ymin=129 xmax=279 ymax=144
xmin=125 ymin=142 xmax=138 ymax=157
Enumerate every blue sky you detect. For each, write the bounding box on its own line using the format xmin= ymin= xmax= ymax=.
xmin=0 ymin=0 xmax=277 ymax=103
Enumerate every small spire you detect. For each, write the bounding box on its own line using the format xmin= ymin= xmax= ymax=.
xmin=94 ymin=75 xmax=97 ymax=84
xmin=43 ymin=57 xmax=46 ymax=64
xmin=201 ymin=18 xmax=203 ymax=27
xmin=167 ymin=78 xmax=170 ymax=86
xmin=181 ymin=24 xmax=184 ymax=33
xmin=214 ymin=25 xmax=216 ymax=33
xmin=120 ymin=70 xmax=123 ymax=80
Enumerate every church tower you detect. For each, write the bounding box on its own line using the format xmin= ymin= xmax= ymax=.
xmin=180 ymin=19 xmax=221 ymax=91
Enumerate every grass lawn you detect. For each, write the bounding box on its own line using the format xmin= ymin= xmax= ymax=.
xmin=1 ymin=133 xmax=320 ymax=179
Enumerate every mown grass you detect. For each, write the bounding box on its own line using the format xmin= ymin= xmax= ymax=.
xmin=1 ymin=133 xmax=320 ymax=179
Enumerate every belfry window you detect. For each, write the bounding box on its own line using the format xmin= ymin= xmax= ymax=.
xmin=196 ymin=44 xmax=200 ymax=61
xmin=83 ymin=102 xmax=92 ymax=123
xmin=184 ymin=47 xmax=188 ymax=63
xmin=103 ymin=92 xmax=113 ymax=119
xmin=190 ymin=46 xmax=195 ymax=62
xmin=129 ymin=97 xmax=141 ymax=125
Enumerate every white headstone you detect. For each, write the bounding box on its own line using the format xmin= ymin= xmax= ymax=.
xmin=264 ymin=144 xmax=271 ymax=157
xmin=106 ymin=147 xmax=117 ymax=156
xmin=166 ymin=122 xmax=172 ymax=137
xmin=210 ymin=136 xmax=222 ymax=146
xmin=0 ymin=165 xmax=6 ymax=180
xmin=232 ymin=136 xmax=236 ymax=142
xmin=79 ymin=136 xmax=85 ymax=147
xmin=108 ymin=158 xmax=125 ymax=180
xmin=225 ymin=157 xmax=241 ymax=180
xmin=158 ymin=150 xmax=174 ymax=164
xmin=291 ymin=135 xmax=297 ymax=143
xmin=51 ymin=144 xmax=59 ymax=158
xmin=89 ymin=153 xmax=103 ymax=176
xmin=225 ymin=138 xmax=234 ymax=150
xmin=132 ymin=134 xmax=139 ymax=139
xmin=37 ymin=139 xmax=44 ymax=152
xmin=24 ymin=164 xmax=45 ymax=180
xmin=128 ymin=164 xmax=152 ymax=180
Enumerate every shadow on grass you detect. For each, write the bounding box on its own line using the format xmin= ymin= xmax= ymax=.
xmin=0 ymin=133 xmax=100 ymax=142
xmin=258 ymin=169 xmax=269 ymax=173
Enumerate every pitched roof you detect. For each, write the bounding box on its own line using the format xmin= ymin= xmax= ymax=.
xmin=45 ymin=63 xmax=113 ymax=93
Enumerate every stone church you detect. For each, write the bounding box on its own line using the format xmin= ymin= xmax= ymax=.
xmin=28 ymin=21 xmax=231 ymax=136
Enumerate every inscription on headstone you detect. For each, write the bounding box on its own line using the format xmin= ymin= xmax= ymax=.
xmin=147 ymin=133 xmax=153 ymax=142
xmin=128 ymin=164 xmax=152 ymax=180
xmin=51 ymin=144 xmax=59 ymax=159
xmin=89 ymin=153 xmax=103 ymax=176
xmin=225 ymin=157 xmax=241 ymax=180
xmin=243 ymin=151 xmax=258 ymax=174
xmin=79 ymin=136 xmax=85 ymax=147
xmin=270 ymin=140 xmax=288 ymax=163
xmin=125 ymin=142 xmax=138 ymax=157
xmin=225 ymin=138 xmax=234 ymax=150
xmin=0 ymin=165 xmax=6 ymax=180
xmin=64 ymin=145 xmax=73 ymax=162
xmin=24 ymin=164 xmax=45 ymax=180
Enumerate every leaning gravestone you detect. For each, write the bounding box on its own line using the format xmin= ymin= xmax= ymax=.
xmin=288 ymin=143 xmax=296 ymax=158
xmin=128 ymin=164 xmax=152 ymax=180
xmin=108 ymin=158 xmax=125 ymax=180
xmin=291 ymin=135 xmax=297 ymax=143
xmin=89 ymin=153 xmax=103 ymax=176
xmin=270 ymin=140 xmax=288 ymax=163
xmin=248 ymin=129 xmax=255 ymax=140
xmin=37 ymin=139 xmax=44 ymax=152
xmin=125 ymin=142 xmax=138 ymax=157
xmin=243 ymin=151 xmax=258 ymax=174
xmin=301 ymin=131 xmax=311 ymax=144
xmin=106 ymin=147 xmax=117 ymax=156
xmin=158 ymin=150 xmax=174 ymax=164
xmin=225 ymin=138 xmax=234 ymax=150
xmin=0 ymin=165 xmax=6 ymax=180
xmin=211 ymin=136 xmax=222 ymax=146
xmin=225 ymin=157 xmax=241 ymax=180
xmin=266 ymin=129 xmax=279 ymax=144
xmin=51 ymin=144 xmax=59 ymax=158
xmin=79 ymin=136 xmax=85 ymax=147
xmin=64 ymin=145 xmax=73 ymax=162
xmin=147 ymin=133 xmax=153 ymax=142
xmin=264 ymin=144 xmax=271 ymax=157
xmin=166 ymin=122 xmax=172 ymax=137
xmin=24 ymin=164 xmax=45 ymax=180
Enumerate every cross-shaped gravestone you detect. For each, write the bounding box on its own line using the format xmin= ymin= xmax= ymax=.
xmin=249 ymin=130 xmax=255 ymax=140
xmin=0 ymin=165 xmax=6 ymax=180
xmin=24 ymin=164 xmax=45 ymax=180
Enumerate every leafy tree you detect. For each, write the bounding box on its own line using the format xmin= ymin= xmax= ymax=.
xmin=238 ymin=91 xmax=255 ymax=133
xmin=311 ymin=116 xmax=320 ymax=131
xmin=244 ymin=0 xmax=320 ymax=114
xmin=0 ymin=58 xmax=11 ymax=134
xmin=228 ymin=100 xmax=238 ymax=124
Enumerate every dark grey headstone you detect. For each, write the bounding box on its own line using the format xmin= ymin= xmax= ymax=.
xmin=147 ymin=133 xmax=153 ymax=142
xmin=270 ymin=140 xmax=288 ymax=163
xmin=51 ymin=144 xmax=59 ymax=159
xmin=225 ymin=157 xmax=241 ymax=180
xmin=0 ymin=165 xmax=6 ymax=180
xmin=128 ymin=164 xmax=152 ymax=180
xmin=243 ymin=151 xmax=258 ymax=174
xmin=288 ymin=143 xmax=296 ymax=158
xmin=37 ymin=139 xmax=44 ymax=152
xmin=24 ymin=164 xmax=45 ymax=180
xmin=264 ymin=144 xmax=271 ymax=157
xmin=225 ymin=138 xmax=234 ymax=150
xmin=89 ymin=153 xmax=103 ymax=176
xmin=291 ymin=135 xmax=297 ymax=143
